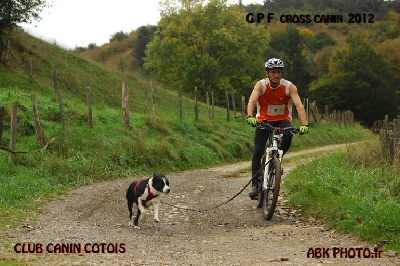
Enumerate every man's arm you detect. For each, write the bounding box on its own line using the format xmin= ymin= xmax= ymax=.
xmin=247 ymin=81 xmax=262 ymax=117
xmin=289 ymin=83 xmax=308 ymax=126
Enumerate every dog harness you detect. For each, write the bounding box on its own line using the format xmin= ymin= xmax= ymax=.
xmin=134 ymin=180 xmax=158 ymax=202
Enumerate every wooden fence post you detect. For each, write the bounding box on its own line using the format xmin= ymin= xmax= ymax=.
xmin=379 ymin=115 xmax=391 ymax=162
xmin=225 ymin=91 xmax=230 ymax=122
xmin=29 ymin=58 xmax=33 ymax=76
xmin=53 ymin=69 xmax=67 ymax=139
xmin=179 ymin=86 xmax=183 ymax=121
xmin=332 ymin=110 xmax=337 ymax=125
xmin=396 ymin=115 xmax=400 ymax=162
xmin=144 ymin=86 xmax=148 ymax=114
xmin=324 ymin=105 xmax=329 ymax=120
xmin=206 ymin=91 xmax=210 ymax=119
xmin=31 ymin=94 xmax=45 ymax=147
xmin=0 ymin=41 xmax=3 ymax=63
xmin=349 ymin=110 xmax=354 ymax=125
xmin=379 ymin=116 xmax=387 ymax=161
xmin=242 ymin=96 xmax=246 ymax=123
xmin=194 ymin=86 xmax=199 ymax=121
xmin=4 ymin=40 xmax=10 ymax=65
xmin=231 ymin=93 xmax=236 ymax=119
xmin=151 ymin=80 xmax=156 ymax=119
xmin=8 ymin=104 xmax=17 ymax=164
xmin=211 ymin=92 xmax=215 ymax=119
xmin=122 ymin=80 xmax=130 ymax=128
xmin=0 ymin=106 xmax=4 ymax=145
xmin=86 ymin=87 xmax=93 ymax=128
xmin=310 ymin=101 xmax=320 ymax=123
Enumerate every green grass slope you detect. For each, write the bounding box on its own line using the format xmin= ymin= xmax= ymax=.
xmin=0 ymin=29 xmax=377 ymax=248
xmin=285 ymin=140 xmax=400 ymax=251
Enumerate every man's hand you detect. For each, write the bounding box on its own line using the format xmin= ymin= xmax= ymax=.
xmin=299 ymin=125 xmax=309 ymax=134
xmin=247 ymin=116 xmax=257 ymax=127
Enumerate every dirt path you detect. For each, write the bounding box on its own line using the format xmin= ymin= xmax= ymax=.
xmin=1 ymin=143 xmax=399 ymax=265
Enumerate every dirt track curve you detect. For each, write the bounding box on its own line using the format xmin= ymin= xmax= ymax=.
xmin=1 ymin=143 xmax=399 ymax=265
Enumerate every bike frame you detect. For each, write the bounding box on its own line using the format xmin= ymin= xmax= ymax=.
xmin=262 ymin=131 xmax=283 ymax=190
xmin=255 ymin=120 xmax=302 ymax=220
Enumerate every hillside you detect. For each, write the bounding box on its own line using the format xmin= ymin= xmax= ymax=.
xmin=2 ymin=20 xmax=398 ymax=262
xmin=1 ymin=27 xmax=259 ymax=230
xmin=1 ymin=4 xmax=399 ymax=259
xmin=0 ymin=27 xmax=258 ymax=165
xmin=2 ymin=29 xmax=142 ymax=109
xmin=77 ymin=31 xmax=139 ymax=74
xmin=0 ymin=27 xmax=374 ymax=192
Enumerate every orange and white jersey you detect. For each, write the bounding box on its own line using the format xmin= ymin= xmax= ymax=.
xmin=256 ymin=78 xmax=293 ymax=122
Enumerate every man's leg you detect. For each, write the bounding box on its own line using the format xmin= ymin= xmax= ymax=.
xmin=250 ymin=126 xmax=270 ymax=198
xmin=276 ymin=120 xmax=293 ymax=155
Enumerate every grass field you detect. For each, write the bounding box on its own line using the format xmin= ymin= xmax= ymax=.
xmin=284 ymin=139 xmax=400 ymax=251
xmin=1 ymin=28 xmax=398 ymax=255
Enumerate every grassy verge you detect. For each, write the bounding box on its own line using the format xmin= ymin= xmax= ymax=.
xmin=1 ymin=28 xmax=397 ymax=261
xmin=0 ymin=87 xmax=375 ymax=231
xmin=284 ymin=139 xmax=400 ymax=251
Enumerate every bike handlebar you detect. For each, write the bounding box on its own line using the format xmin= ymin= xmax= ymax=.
xmin=256 ymin=121 xmax=303 ymax=135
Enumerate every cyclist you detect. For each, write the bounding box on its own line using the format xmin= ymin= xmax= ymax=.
xmin=246 ymin=58 xmax=309 ymax=199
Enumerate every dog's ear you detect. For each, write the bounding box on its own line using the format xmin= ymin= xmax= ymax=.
xmin=153 ymin=173 xmax=157 ymax=178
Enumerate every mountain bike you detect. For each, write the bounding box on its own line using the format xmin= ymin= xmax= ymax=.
xmin=255 ymin=121 xmax=302 ymax=220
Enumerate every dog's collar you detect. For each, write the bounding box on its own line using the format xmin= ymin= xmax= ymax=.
xmin=146 ymin=184 xmax=158 ymax=201
xmin=134 ymin=180 xmax=158 ymax=202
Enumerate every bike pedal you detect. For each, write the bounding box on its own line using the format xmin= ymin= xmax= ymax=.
xmin=250 ymin=196 xmax=258 ymax=200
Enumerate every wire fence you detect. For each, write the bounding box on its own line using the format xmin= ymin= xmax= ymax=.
xmin=1 ymin=39 xmax=359 ymax=164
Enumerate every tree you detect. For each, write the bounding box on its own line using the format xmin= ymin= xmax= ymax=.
xmin=109 ymin=30 xmax=128 ymax=43
xmin=145 ymin=0 xmax=268 ymax=98
xmin=310 ymin=35 xmax=398 ymax=126
xmin=307 ymin=31 xmax=336 ymax=53
xmin=267 ymin=25 xmax=313 ymax=97
xmin=261 ymin=0 xmax=397 ymax=18
xmin=313 ymin=46 xmax=335 ymax=77
xmin=1 ymin=0 xmax=51 ymax=56
xmin=88 ymin=43 xmax=98 ymax=50
xmin=376 ymin=38 xmax=400 ymax=81
xmin=132 ymin=25 xmax=157 ymax=68
xmin=0 ymin=0 xmax=51 ymax=38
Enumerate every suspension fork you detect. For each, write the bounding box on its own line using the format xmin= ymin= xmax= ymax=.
xmin=262 ymin=143 xmax=283 ymax=190
xmin=262 ymin=156 xmax=272 ymax=190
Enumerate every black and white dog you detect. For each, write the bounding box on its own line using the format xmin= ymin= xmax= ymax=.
xmin=126 ymin=173 xmax=170 ymax=228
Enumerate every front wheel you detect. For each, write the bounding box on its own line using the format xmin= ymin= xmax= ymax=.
xmin=256 ymin=156 xmax=266 ymax=208
xmin=262 ymin=158 xmax=282 ymax=220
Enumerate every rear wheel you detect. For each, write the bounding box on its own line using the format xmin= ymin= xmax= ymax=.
xmin=262 ymin=158 xmax=282 ymax=220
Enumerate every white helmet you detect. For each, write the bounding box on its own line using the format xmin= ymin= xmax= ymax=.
xmin=265 ymin=58 xmax=284 ymax=70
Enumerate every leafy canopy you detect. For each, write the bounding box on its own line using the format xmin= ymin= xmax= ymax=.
xmin=310 ymin=35 xmax=398 ymax=126
xmin=109 ymin=31 xmax=129 ymax=43
xmin=145 ymin=0 xmax=269 ymax=97
xmin=132 ymin=25 xmax=157 ymax=68
xmin=0 ymin=0 xmax=52 ymax=38
xmin=266 ymin=25 xmax=313 ymax=97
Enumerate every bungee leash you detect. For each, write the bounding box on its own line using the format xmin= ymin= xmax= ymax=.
xmin=161 ymin=163 xmax=266 ymax=212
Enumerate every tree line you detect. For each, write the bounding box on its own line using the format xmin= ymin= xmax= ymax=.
xmin=2 ymin=0 xmax=400 ymax=127
xmin=138 ymin=0 xmax=399 ymax=127
xmin=0 ymin=0 xmax=50 ymax=52
xmin=250 ymin=0 xmax=400 ymax=19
